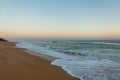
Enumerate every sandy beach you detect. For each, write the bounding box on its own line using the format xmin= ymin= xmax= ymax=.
xmin=0 ymin=41 xmax=78 ymax=80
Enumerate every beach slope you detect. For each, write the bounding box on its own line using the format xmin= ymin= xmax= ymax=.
xmin=0 ymin=41 xmax=78 ymax=80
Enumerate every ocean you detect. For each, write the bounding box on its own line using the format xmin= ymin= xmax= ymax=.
xmin=15 ymin=39 xmax=120 ymax=80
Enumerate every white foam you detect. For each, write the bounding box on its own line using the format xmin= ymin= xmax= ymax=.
xmin=16 ymin=42 xmax=76 ymax=60
xmin=89 ymin=42 xmax=120 ymax=45
xmin=52 ymin=59 xmax=120 ymax=80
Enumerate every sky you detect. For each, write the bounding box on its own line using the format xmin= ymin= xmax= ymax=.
xmin=0 ymin=0 xmax=120 ymax=39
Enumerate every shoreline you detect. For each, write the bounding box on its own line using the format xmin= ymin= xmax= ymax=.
xmin=24 ymin=50 xmax=57 ymax=62
xmin=0 ymin=41 xmax=78 ymax=80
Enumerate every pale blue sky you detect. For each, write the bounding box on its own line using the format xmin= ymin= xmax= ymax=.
xmin=0 ymin=0 xmax=120 ymax=39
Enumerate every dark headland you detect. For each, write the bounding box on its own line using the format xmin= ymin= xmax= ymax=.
xmin=0 ymin=38 xmax=7 ymax=41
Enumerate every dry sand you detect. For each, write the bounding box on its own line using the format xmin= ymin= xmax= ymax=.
xmin=0 ymin=41 xmax=78 ymax=80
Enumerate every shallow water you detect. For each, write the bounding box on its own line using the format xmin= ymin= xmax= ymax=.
xmin=16 ymin=40 xmax=120 ymax=80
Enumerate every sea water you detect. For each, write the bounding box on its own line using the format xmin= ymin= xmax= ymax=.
xmin=15 ymin=39 xmax=120 ymax=80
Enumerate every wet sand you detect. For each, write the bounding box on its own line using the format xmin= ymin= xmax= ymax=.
xmin=0 ymin=41 xmax=78 ymax=80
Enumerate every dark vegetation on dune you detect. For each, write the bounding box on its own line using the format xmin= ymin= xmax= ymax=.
xmin=0 ymin=38 xmax=7 ymax=41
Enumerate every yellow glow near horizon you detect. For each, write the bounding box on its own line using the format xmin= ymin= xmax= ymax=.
xmin=1 ymin=25 xmax=120 ymax=39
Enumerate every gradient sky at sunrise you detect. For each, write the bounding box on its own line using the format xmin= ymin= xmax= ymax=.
xmin=0 ymin=0 xmax=120 ymax=39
